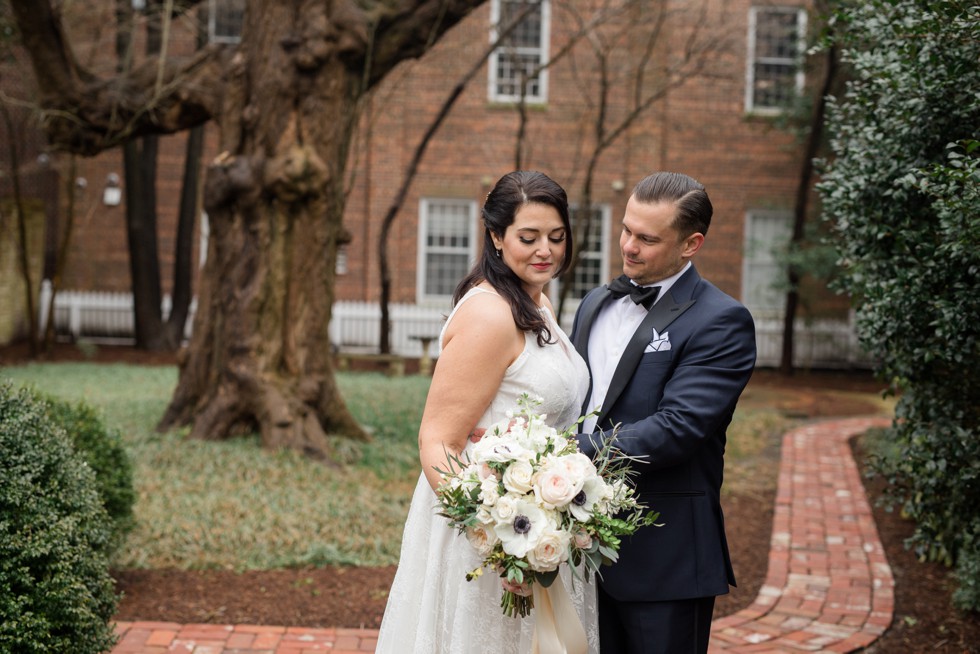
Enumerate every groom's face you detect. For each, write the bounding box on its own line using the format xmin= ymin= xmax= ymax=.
xmin=619 ymin=197 xmax=701 ymax=286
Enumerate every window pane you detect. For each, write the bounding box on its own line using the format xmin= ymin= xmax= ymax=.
xmin=490 ymin=0 xmax=547 ymax=102
xmin=427 ymin=204 xmax=470 ymax=248
xmin=755 ymin=11 xmax=799 ymax=59
xmin=569 ymin=257 xmax=602 ymax=300
xmin=501 ymin=0 xmax=542 ymax=48
xmin=425 ymin=253 xmax=469 ymax=296
xmin=495 ymin=53 xmax=542 ymax=97
xmin=748 ymin=8 xmax=803 ymax=112
xmin=566 ymin=206 xmax=605 ymax=300
xmin=754 ymin=62 xmax=795 ymax=108
xmin=421 ymin=200 xmax=474 ymax=299
xmin=210 ymin=0 xmax=244 ymax=43
xmin=743 ymin=211 xmax=791 ymax=312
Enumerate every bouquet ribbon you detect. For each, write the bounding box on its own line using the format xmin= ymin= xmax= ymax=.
xmin=530 ymin=577 xmax=588 ymax=654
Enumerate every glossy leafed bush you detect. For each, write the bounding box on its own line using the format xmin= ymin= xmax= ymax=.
xmin=0 ymin=383 xmax=118 ymax=653
xmin=44 ymin=396 xmax=136 ymax=552
xmin=819 ymin=0 xmax=980 ymax=610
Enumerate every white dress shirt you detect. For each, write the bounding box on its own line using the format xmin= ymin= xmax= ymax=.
xmin=582 ymin=262 xmax=691 ymax=434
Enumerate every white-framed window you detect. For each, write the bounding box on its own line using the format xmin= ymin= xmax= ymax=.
xmin=209 ymin=0 xmax=245 ymax=44
xmin=417 ymin=198 xmax=478 ymax=302
xmin=745 ymin=7 xmax=806 ymax=114
xmin=554 ymin=204 xmax=610 ymax=326
xmin=742 ymin=210 xmax=792 ymax=315
xmin=566 ymin=204 xmax=610 ymax=300
xmin=488 ymin=0 xmax=550 ymax=103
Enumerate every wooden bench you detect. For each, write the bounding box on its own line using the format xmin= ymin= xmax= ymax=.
xmin=335 ymin=352 xmax=406 ymax=377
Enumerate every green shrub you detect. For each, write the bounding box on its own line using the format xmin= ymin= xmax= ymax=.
xmin=819 ymin=0 xmax=980 ymax=610
xmin=0 ymin=383 xmax=118 ymax=653
xmin=44 ymin=396 xmax=136 ymax=552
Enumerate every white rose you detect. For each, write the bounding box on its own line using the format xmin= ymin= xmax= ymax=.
xmin=476 ymin=506 xmax=494 ymax=525
xmin=494 ymin=497 xmax=549 ymax=558
xmin=490 ymin=493 xmax=520 ymax=524
xmin=466 ymin=523 xmax=499 ymax=558
xmin=560 ymin=452 xmax=597 ymax=482
xmin=479 ymin=478 xmax=501 ymax=506
xmin=534 ymin=462 xmax=584 ymax=508
xmin=502 ymin=460 xmax=535 ymax=494
xmin=527 ymin=527 xmax=571 ymax=572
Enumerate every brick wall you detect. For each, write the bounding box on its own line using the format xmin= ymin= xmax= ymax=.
xmin=7 ymin=0 xmax=845 ymax=319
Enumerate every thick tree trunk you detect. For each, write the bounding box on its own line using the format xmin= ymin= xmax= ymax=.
xmin=159 ymin=5 xmax=371 ymax=453
xmin=158 ymin=141 xmax=368 ymax=452
xmin=12 ymin=0 xmax=486 ymax=457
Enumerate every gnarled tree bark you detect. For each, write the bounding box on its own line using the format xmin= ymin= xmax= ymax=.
xmin=11 ymin=0 xmax=484 ymax=456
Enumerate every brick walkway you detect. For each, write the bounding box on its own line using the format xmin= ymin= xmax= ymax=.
xmin=112 ymin=416 xmax=894 ymax=654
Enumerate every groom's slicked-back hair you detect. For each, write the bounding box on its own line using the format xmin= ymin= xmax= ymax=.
xmin=632 ymin=172 xmax=712 ymax=237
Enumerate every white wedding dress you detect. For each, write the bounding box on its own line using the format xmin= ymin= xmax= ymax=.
xmin=376 ymin=287 xmax=598 ymax=654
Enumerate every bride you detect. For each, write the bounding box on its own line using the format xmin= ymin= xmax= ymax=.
xmin=376 ymin=171 xmax=598 ymax=653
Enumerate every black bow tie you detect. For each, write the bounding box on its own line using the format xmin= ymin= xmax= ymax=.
xmin=607 ymin=275 xmax=660 ymax=309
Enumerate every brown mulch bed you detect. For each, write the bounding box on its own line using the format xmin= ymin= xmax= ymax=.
xmin=3 ymin=343 xmax=978 ymax=651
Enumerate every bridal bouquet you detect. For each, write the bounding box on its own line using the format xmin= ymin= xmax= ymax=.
xmin=435 ymin=394 xmax=660 ymax=618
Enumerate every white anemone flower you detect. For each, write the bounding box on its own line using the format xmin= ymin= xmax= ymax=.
xmin=568 ymin=475 xmax=608 ymax=522
xmin=494 ymin=497 xmax=549 ymax=558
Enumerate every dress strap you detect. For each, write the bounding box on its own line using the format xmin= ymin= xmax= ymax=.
xmin=440 ymin=287 xmax=500 ymax=349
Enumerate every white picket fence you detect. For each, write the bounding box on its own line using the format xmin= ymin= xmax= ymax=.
xmin=36 ymin=282 xmax=449 ymax=358
xmin=37 ymin=281 xmax=195 ymax=344
xmin=751 ymin=312 xmax=871 ymax=369
xmin=329 ymin=300 xmax=448 ymax=358
xmin=36 ymin=283 xmax=870 ymax=368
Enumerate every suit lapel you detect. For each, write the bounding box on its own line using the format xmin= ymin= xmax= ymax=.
xmin=573 ymin=287 xmax=613 ymax=416
xmin=594 ymin=270 xmax=700 ymax=428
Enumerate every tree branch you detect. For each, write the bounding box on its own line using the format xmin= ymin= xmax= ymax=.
xmin=10 ymin=0 xmax=224 ymax=156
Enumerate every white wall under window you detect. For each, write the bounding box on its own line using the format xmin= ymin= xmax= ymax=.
xmin=745 ymin=6 xmax=806 ymax=114
xmin=742 ymin=210 xmax=792 ymax=316
xmin=488 ymin=0 xmax=551 ymax=103
xmin=417 ymin=198 xmax=478 ymax=303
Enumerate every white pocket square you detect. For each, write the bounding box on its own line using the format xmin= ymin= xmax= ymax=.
xmin=645 ymin=328 xmax=671 ymax=352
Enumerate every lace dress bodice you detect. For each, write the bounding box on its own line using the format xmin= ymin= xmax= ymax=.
xmin=375 ymin=286 xmax=595 ymax=654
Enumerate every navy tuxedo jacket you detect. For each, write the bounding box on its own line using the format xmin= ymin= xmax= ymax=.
xmin=571 ymin=265 xmax=756 ymax=602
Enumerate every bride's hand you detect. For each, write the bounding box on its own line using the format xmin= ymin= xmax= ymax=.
xmin=469 ymin=417 xmax=519 ymax=443
xmin=500 ymin=577 xmax=532 ymax=597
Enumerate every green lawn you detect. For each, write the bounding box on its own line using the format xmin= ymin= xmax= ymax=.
xmin=1 ymin=362 xmax=793 ymax=571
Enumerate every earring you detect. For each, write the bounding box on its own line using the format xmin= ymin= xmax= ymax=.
xmin=496 ymin=248 xmax=502 ymax=258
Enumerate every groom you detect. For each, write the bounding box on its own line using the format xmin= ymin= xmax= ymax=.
xmin=572 ymin=171 xmax=756 ymax=653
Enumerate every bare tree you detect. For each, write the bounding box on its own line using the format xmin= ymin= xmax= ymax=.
xmin=779 ymin=1 xmax=839 ymax=374
xmin=375 ymin=1 xmax=560 ymax=354
xmin=10 ymin=0 xmax=486 ymax=458
xmin=113 ymin=0 xmax=202 ymax=351
xmin=0 ymin=95 xmax=38 ymax=354
xmin=552 ymin=0 xmax=732 ymax=318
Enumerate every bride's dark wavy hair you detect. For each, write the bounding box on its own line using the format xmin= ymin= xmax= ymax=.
xmin=452 ymin=170 xmax=573 ymax=346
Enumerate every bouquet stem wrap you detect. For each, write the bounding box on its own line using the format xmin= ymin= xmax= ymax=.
xmin=531 ymin=577 xmax=587 ymax=654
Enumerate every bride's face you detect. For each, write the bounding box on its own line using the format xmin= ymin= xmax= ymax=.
xmin=492 ymin=202 xmax=567 ymax=298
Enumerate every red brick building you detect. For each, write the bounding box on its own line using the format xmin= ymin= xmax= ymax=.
xmin=2 ymin=0 xmax=864 ymax=366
